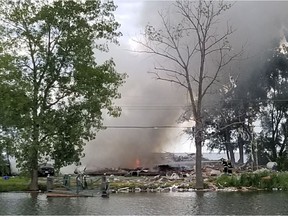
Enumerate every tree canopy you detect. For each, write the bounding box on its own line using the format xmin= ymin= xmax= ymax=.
xmin=0 ymin=0 xmax=126 ymax=190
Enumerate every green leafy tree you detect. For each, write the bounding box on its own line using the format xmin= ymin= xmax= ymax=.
xmin=206 ymin=72 xmax=265 ymax=166
xmin=256 ymin=43 xmax=288 ymax=169
xmin=0 ymin=0 xmax=126 ymax=190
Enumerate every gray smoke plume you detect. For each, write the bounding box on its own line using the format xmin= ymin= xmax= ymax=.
xmin=82 ymin=66 xmax=188 ymax=169
xmin=78 ymin=1 xmax=288 ymax=171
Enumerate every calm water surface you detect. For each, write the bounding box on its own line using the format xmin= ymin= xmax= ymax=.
xmin=0 ymin=191 xmax=288 ymax=215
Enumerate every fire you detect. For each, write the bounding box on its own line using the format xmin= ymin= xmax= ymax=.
xmin=135 ymin=158 xmax=141 ymax=168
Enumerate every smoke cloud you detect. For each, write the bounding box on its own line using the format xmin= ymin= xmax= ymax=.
xmin=78 ymin=1 xmax=288 ymax=170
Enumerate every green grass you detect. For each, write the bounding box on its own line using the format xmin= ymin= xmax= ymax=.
xmin=0 ymin=176 xmax=60 ymax=192
xmin=0 ymin=176 xmax=30 ymax=192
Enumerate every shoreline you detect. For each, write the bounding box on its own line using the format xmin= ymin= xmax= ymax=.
xmin=1 ymin=170 xmax=288 ymax=194
xmin=0 ymin=186 xmax=272 ymax=196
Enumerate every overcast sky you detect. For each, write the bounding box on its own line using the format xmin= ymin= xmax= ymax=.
xmin=76 ymin=0 xmax=288 ymax=170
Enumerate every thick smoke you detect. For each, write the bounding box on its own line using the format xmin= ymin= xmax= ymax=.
xmin=81 ymin=59 xmax=188 ymax=169
xmin=226 ymin=1 xmax=288 ymax=80
xmin=78 ymin=1 xmax=288 ymax=171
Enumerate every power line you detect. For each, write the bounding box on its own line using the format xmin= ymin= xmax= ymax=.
xmin=114 ymin=98 xmax=288 ymax=111
xmin=104 ymin=125 xmax=192 ymax=129
xmin=103 ymin=125 xmax=263 ymax=129
xmin=117 ymin=105 xmax=189 ymax=111
xmin=116 ymin=98 xmax=288 ymax=107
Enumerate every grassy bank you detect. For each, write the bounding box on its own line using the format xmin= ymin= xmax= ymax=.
xmin=0 ymin=176 xmax=58 ymax=192
xmin=1 ymin=171 xmax=288 ymax=192
xmin=216 ymin=171 xmax=288 ymax=190
xmin=0 ymin=177 xmax=30 ymax=192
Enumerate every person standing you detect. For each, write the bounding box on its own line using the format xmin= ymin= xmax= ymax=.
xmin=221 ymin=159 xmax=228 ymax=174
xmin=101 ymin=173 xmax=109 ymax=198
xmin=227 ymin=160 xmax=233 ymax=174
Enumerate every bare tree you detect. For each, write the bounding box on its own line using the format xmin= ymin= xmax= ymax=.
xmin=136 ymin=0 xmax=243 ymax=189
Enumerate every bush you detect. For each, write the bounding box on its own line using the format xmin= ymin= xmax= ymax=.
xmin=216 ymin=171 xmax=288 ymax=190
xmin=276 ymin=156 xmax=288 ymax=171
xmin=216 ymin=174 xmax=240 ymax=188
xmin=275 ymin=172 xmax=288 ymax=190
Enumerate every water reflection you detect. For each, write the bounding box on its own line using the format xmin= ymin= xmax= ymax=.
xmin=1 ymin=191 xmax=288 ymax=215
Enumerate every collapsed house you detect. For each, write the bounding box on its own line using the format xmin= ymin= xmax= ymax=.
xmin=82 ymin=153 xmax=221 ymax=176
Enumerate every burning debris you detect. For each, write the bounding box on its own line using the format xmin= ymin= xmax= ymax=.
xmin=79 ymin=153 xmax=223 ymax=177
xmin=48 ymin=154 xmax=241 ymax=197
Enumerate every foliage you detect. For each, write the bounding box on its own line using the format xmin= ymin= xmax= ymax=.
xmin=0 ymin=0 xmax=126 ymax=190
xmin=216 ymin=171 xmax=288 ymax=190
xmin=216 ymin=174 xmax=241 ymax=188
xmin=206 ymin=37 xmax=288 ymax=167
xmin=0 ymin=156 xmax=10 ymax=176
xmin=205 ymin=53 xmax=270 ymax=165
xmin=276 ymin=154 xmax=288 ymax=171
xmin=255 ymin=44 xmax=288 ymax=163
xmin=275 ymin=172 xmax=288 ymax=190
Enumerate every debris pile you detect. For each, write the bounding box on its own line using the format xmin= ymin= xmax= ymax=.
xmin=104 ymin=164 xmax=227 ymax=193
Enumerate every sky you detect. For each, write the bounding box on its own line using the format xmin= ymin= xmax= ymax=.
xmin=75 ymin=0 xmax=288 ymax=170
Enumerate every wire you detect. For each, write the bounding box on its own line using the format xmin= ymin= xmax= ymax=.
xmin=115 ymin=105 xmax=189 ymax=111
xmin=114 ymin=98 xmax=288 ymax=111
xmin=104 ymin=125 xmax=192 ymax=129
xmin=103 ymin=125 xmax=263 ymax=129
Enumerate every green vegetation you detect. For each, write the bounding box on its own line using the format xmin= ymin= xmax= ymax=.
xmin=0 ymin=177 xmax=30 ymax=192
xmin=0 ymin=176 xmax=60 ymax=192
xmin=216 ymin=171 xmax=288 ymax=190
xmin=0 ymin=0 xmax=125 ymax=191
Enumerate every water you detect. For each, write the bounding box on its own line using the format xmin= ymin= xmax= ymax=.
xmin=0 ymin=191 xmax=288 ymax=215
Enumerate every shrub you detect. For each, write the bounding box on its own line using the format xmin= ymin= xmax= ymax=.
xmin=276 ymin=155 xmax=288 ymax=171
xmin=216 ymin=174 xmax=240 ymax=187
xmin=275 ymin=172 xmax=288 ymax=190
xmin=216 ymin=171 xmax=288 ymax=191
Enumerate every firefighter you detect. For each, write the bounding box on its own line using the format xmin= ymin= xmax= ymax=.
xmin=227 ymin=159 xmax=233 ymax=174
xmin=221 ymin=158 xmax=228 ymax=174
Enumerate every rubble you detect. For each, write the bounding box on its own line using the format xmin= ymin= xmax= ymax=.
xmin=170 ymin=173 xmax=180 ymax=180
xmin=99 ymin=167 xmax=242 ymax=193
xmin=72 ymin=155 xmax=260 ymax=193
xmin=118 ymin=187 xmax=130 ymax=193
xmin=210 ymin=170 xmax=221 ymax=176
xmin=217 ymin=187 xmax=238 ymax=192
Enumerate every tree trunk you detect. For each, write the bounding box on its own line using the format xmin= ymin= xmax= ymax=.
xmin=30 ymin=122 xmax=39 ymax=191
xmin=238 ymin=135 xmax=244 ymax=164
xmin=225 ymin=143 xmax=230 ymax=160
xmin=29 ymin=169 xmax=39 ymax=191
xmin=29 ymin=146 xmax=39 ymax=191
xmin=228 ymin=145 xmax=235 ymax=165
xmin=195 ymin=120 xmax=203 ymax=190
